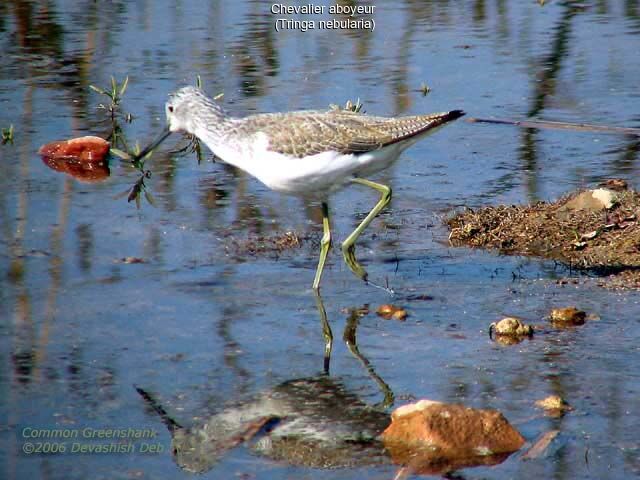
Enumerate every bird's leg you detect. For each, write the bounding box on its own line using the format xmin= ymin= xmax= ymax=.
xmin=342 ymin=178 xmax=392 ymax=284
xmin=312 ymin=202 xmax=332 ymax=292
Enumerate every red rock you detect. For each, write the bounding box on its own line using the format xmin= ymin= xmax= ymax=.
xmin=39 ymin=136 xmax=110 ymax=162
xmin=382 ymin=400 xmax=525 ymax=474
xmin=40 ymin=136 xmax=110 ymax=182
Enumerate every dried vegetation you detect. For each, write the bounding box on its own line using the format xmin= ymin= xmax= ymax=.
xmin=447 ymin=184 xmax=640 ymax=288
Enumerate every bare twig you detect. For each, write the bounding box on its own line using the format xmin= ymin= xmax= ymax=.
xmin=467 ymin=117 xmax=640 ymax=137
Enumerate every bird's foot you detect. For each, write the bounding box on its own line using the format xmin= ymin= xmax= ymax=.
xmin=342 ymin=244 xmax=367 ymax=280
xmin=366 ymin=279 xmax=395 ymax=295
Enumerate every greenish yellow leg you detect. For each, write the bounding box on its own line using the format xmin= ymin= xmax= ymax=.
xmin=342 ymin=178 xmax=392 ymax=283
xmin=312 ymin=202 xmax=332 ymax=291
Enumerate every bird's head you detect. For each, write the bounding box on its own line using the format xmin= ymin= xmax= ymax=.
xmin=165 ymin=86 xmax=207 ymax=134
xmin=134 ymin=86 xmax=225 ymax=161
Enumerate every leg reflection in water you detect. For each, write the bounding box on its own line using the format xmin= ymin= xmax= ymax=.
xmin=136 ymin=294 xmax=396 ymax=474
xmin=314 ymin=290 xmax=394 ymax=408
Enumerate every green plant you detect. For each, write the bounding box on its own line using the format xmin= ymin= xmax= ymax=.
xmin=90 ymin=76 xmax=132 ymax=122
xmin=126 ymin=170 xmax=155 ymax=209
xmin=419 ymin=82 xmax=431 ymax=96
xmin=329 ymin=98 xmax=365 ymax=113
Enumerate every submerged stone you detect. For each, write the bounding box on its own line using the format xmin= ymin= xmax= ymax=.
xmin=489 ymin=317 xmax=534 ymax=340
xmin=535 ymin=395 xmax=573 ymax=417
xmin=549 ymin=307 xmax=586 ymax=326
xmin=41 ymin=156 xmax=110 ymax=183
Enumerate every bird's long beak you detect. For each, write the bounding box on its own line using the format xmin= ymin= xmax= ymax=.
xmin=132 ymin=126 xmax=172 ymax=162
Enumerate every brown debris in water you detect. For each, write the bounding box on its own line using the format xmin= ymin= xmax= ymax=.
xmin=229 ymin=231 xmax=305 ymax=256
xmin=376 ymin=304 xmax=408 ymax=321
xmin=597 ymin=269 xmax=640 ymax=290
xmin=548 ymin=307 xmax=587 ymax=327
xmin=118 ymin=256 xmax=145 ymax=264
xmin=446 ymin=184 xmax=640 ymax=288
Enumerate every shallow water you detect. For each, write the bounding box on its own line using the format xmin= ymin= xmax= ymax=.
xmin=2 ymin=1 xmax=640 ymax=478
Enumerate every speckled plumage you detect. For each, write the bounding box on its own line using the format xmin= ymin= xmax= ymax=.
xmin=227 ymin=109 xmax=464 ymax=158
xmin=165 ymin=86 xmax=464 ymax=160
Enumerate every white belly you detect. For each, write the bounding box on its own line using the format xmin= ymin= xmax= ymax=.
xmin=252 ymin=147 xmax=404 ymax=194
xmin=205 ymin=132 xmax=406 ymax=196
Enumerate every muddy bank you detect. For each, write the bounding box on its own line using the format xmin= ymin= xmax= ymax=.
xmin=446 ymin=183 xmax=640 ymax=287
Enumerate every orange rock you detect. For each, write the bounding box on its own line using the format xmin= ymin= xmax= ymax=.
xmin=39 ymin=136 xmax=110 ymax=162
xmin=382 ymin=400 xmax=525 ymax=474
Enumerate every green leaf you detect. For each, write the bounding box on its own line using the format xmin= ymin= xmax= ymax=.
xmin=119 ymin=76 xmax=129 ymax=97
xmin=89 ymin=84 xmax=106 ymax=95
xmin=109 ymin=147 xmax=131 ymax=160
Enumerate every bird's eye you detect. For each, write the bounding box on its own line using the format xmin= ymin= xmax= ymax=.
xmin=168 ymin=105 xmax=174 ymax=113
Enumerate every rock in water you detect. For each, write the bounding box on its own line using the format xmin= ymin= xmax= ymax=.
xmin=39 ymin=136 xmax=110 ymax=182
xmin=489 ymin=317 xmax=534 ymax=337
xmin=549 ymin=307 xmax=586 ymax=326
xmin=39 ymin=136 xmax=110 ymax=162
xmin=382 ymin=399 xmax=525 ymax=474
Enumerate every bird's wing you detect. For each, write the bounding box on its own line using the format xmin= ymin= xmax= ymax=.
xmin=234 ymin=110 xmax=464 ymax=158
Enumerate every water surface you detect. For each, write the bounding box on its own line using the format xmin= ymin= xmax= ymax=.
xmin=2 ymin=1 xmax=640 ymax=478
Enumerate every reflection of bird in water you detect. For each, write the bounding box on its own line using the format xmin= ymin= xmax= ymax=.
xmin=137 ymin=376 xmax=391 ymax=473
xmin=135 ymin=87 xmax=463 ymax=292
